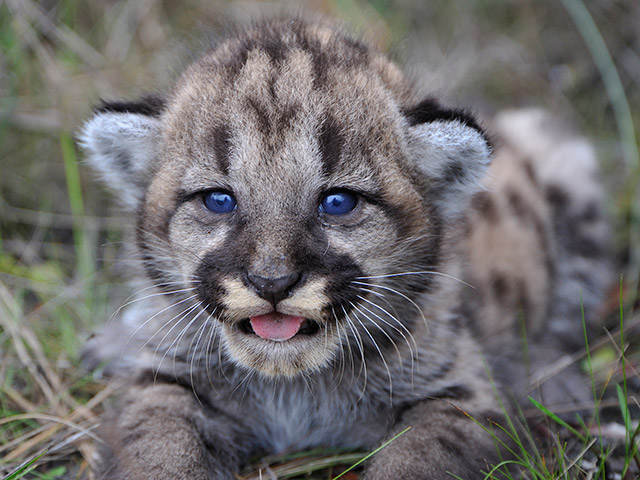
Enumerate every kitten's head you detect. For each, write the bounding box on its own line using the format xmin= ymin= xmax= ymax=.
xmin=81 ymin=20 xmax=491 ymax=377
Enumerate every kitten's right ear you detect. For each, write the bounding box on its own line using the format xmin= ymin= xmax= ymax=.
xmin=403 ymin=98 xmax=492 ymax=220
xmin=79 ymin=95 xmax=166 ymax=210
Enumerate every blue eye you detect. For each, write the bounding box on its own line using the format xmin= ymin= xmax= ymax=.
xmin=203 ymin=191 xmax=237 ymax=213
xmin=319 ymin=191 xmax=358 ymax=216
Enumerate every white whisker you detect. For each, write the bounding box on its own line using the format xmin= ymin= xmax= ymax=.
xmin=203 ymin=308 xmax=220 ymax=389
xmin=149 ymin=301 xmax=202 ymax=360
xmin=355 ymin=294 xmax=417 ymax=353
xmin=120 ymin=286 xmax=198 ymax=310
xmin=125 ymin=293 xmax=200 ymax=356
xmin=357 ymin=271 xmax=475 ymax=288
xmin=349 ymin=303 xmax=393 ymax=402
xmin=353 ymin=297 xmax=414 ymax=367
xmin=351 ymin=303 xmax=403 ymax=365
xmin=353 ymin=281 xmax=428 ymax=330
xmin=341 ymin=305 xmax=367 ymax=399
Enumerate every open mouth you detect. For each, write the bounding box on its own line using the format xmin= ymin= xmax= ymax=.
xmin=238 ymin=313 xmax=321 ymax=342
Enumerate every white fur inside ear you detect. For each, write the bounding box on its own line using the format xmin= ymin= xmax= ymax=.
xmin=407 ymin=119 xmax=491 ymax=218
xmin=78 ymin=112 xmax=162 ymax=209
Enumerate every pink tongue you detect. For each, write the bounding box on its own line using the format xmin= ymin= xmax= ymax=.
xmin=250 ymin=314 xmax=304 ymax=342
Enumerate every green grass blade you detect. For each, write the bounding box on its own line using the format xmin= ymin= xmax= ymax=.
xmin=2 ymin=449 xmax=48 ymax=480
xmin=579 ymin=292 xmax=606 ymax=459
xmin=60 ymin=131 xmax=93 ymax=281
xmin=332 ymin=426 xmax=411 ymax=480
xmin=529 ymin=397 xmax=584 ymax=442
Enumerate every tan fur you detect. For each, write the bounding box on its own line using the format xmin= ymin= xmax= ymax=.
xmin=80 ymin=20 xmax=611 ymax=480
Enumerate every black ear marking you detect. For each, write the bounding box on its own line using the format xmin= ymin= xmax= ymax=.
xmin=80 ymin=98 xmax=164 ymax=210
xmin=403 ymin=97 xmax=494 ymax=220
xmin=94 ymin=94 xmax=166 ymax=117
xmin=402 ymin=97 xmax=489 ymax=144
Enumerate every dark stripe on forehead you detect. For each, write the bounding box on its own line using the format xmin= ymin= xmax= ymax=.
xmin=246 ymin=97 xmax=271 ymax=136
xmin=278 ymin=104 xmax=299 ymax=131
xmin=207 ymin=125 xmax=232 ymax=175
xmin=244 ymin=97 xmax=301 ymax=139
xmin=260 ymin=34 xmax=289 ymax=64
xmin=220 ymin=21 xmax=372 ymax=91
xmin=319 ymin=117 xmax=344 ymax=175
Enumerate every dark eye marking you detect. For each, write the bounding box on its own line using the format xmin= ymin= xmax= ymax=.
xmin=319 ymin=190 xmax=358 ymax=216
xmin=203 ymin=191 xmax=237 ymax=214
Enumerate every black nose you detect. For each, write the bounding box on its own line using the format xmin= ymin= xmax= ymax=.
xmin=246 ymin=272 xmax=301 ymax=305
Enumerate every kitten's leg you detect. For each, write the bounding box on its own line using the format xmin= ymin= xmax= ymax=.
xmin=363 ymin=396 xmax=508 ymax=480
xmin=95 ymin=383 xmax=245 ymax=480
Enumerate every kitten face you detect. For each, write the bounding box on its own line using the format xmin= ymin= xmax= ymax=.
xmin=81 ymin=20 xmax=490 ymax=377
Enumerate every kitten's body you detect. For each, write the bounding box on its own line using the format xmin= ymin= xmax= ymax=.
xmin=81 ymin=20 xmax=610 ymax=479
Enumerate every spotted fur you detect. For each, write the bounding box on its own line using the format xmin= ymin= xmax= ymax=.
xmin=80 ymin=19 xmax=611 ymax=480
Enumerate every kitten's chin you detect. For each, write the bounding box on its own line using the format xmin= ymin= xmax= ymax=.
xmin=222 ymin=321 xmax=337 ymax=377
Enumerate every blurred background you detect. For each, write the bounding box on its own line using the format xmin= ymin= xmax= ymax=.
xmin=1 ymin=0 xmax=639 ymax=478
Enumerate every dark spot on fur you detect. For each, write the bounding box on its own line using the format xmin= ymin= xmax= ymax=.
xmin=471 ymin=191 xmax=499 ymax=223
xmin=571 ymin=234 xmax=604 ymax=258
xmin=402 ymin=97 xmax=488 ymax=144
xmin=293 ymin=32 xmax=328 ymax=87
xmin=267 ymin=75 xmax=278 ymax=100
xmin=546 ymin=184 xmax=569 ymax=211
xmin=515 ymin=278 xmax=531 ymax=322
xmin=490 ymin=273 xmax=509 ymax=303
xmin=506 ymin=188 xmax=528 ymax=220
xmin=95 ymin=94 xmax=166 ymax=117
xmin=319 ymin=118 xmax=343 ymax=175
xmin=448 ymin=313 xmax=463 ymax=330
xmin=547 ymin=184 xmax=604 ymax=261
xmin=506 ymin=189 xmax=551 ymax=256
xmin=442 ymin=161 xmax=466 ymax=183
xmin=578 ymin=202 xmax=600 ymax=223
xmin=243 ymin=97 xmax=299 ymax=140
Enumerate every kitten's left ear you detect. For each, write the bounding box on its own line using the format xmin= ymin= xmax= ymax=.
xmin=404 ymin=98 xmax=492 ymax=218
xmin=78 ymin=95 xmax=166 ymax=211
